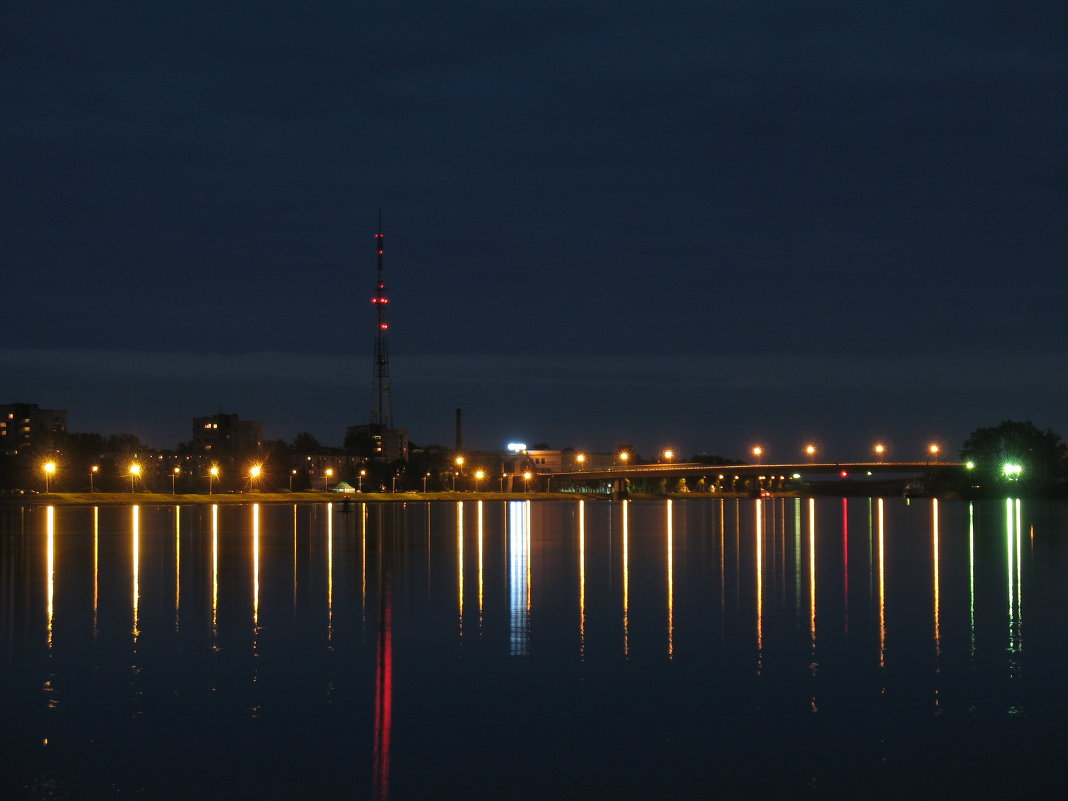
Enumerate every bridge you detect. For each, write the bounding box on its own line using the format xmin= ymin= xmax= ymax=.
xmin=545 ymin=461 xmax=964 ymax=497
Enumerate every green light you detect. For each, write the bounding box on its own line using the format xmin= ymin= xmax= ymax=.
xmin=1002 ymin=463 xmax=1023 ymax=479
xmin=965 ymin=461 xmax=975 ymax=470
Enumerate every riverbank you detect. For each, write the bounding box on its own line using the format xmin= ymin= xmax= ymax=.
xmin=0 ymin=490 xmax=600 ymax=506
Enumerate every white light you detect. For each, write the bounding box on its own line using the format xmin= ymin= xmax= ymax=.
xmin=506 ymin=442 xmax=528 ymax=453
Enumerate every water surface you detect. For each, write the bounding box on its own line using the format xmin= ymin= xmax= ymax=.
xmin=3 ymin=498 xmax=1068 ymax=799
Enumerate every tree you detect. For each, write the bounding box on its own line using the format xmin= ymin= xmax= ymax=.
xmin=959 ymin=420 xmax=1067 ymax=493
xmin=291 ymin=431 xmax=321 ymax=453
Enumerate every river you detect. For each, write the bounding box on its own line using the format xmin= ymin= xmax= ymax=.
xmin=3 ymin=498 xmax=1068 ymax=799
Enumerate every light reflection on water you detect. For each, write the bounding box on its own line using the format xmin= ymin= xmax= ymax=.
xmin=4 ymin=498 xmax=1068 ymax=799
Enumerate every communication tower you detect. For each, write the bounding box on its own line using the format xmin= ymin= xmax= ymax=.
xmin=370 ymin=212 xmax=393 ymax=444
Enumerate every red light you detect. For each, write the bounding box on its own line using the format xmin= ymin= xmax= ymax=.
xmin=840 ymin=470 xmax=848 ymax=478
xmin=380 ymin=324 xmax=388 ymax=330
xmin=378 ymin=250 xmax=383 ymax=255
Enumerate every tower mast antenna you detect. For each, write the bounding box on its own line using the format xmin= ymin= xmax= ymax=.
xmin=370 ymin=211 xmax=393 ymax=455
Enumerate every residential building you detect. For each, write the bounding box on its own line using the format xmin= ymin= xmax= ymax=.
xmin=192 ymin=413 xmax=263 ymax=453
xmin=0 ymin=403 xmax=67 ymax=454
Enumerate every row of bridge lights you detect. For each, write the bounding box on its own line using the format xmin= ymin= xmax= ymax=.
xmin=748 ymin=442 xmax=943 ymax=463
xmin=597 ymin=442 xmax=945 ymax=466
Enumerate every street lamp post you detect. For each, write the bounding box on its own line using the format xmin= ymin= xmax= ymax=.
xmin=129 ymin=463 xmax=141 ymax=493
xmin=804 ymin=444 xmax=817 ymax=462
xmin=928 ymin=443 xmax=941 ymax=463
xmin=90 ymin=465 xmax=99 ymax=493
xmin=289 ymin=469 xmax=297 ymax=491
xmin=43 ymin=461 xmax=56 ymax=493
xmin=250 ymin=464 xmax=262 ymax=492
xmin=324 ymin=467 xmax=334 ymax=491
xmin=172 ymin=466 xmax=180 ymax=494
xmin=208 ymin=465 xmax=219 ymax=494
xmin=662 ymin=449 xmax=674 ymax=462
xmin=358 ymin=469 xmax=366 ymax=493
xmin=751 ymin=446 xmax=763 ymax=464
xmin=391 ymin=473 xmax=397 ymax=493
xmin=423 ymin=472 xmax=430 ymax=492
xmin=523 ymin=471 xmax=532 ymax=492
xmin=474 ymin=470 xmax=484 ymax=493
xmin=874 ymin=443 xmax=886 ymax=462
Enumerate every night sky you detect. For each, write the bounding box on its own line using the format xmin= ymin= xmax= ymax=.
xmin=3 ymin=1 xmax=1066 ymax=459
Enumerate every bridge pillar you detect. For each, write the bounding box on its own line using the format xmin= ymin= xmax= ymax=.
xmin=612 ymin=478 xmax=629 ymax=501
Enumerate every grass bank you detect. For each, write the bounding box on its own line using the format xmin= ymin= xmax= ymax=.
xmin=0 ymin=491 xmax=595 ymax=507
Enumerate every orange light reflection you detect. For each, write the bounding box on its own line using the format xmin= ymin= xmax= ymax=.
xmin=667 ymin=499 xmax=674 ymax=660
xmin=46 ymin=506 xmax=55 ymax=649
xmin=132 ymin=505 xmax=140 ymax=642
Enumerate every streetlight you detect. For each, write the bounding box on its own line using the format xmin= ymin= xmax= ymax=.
xmin=324 ymin=467 xmax=334 ymax=491
xmin=423 ymin=472 xmax=430 ymax=492
xmin=90 ymin=465 xmax=99 ymax=493
xmin=43 ymin=461 xmax=56 ymax=493
xmin=618 ymin=451 xmax=630 ymax=465
xmin=208 ymin=464 xmax=219 ymax=494
xmin=751 ymin=446 xmax=763 ymax=464
xmin=250 ymin=464 xmax=262 ymax=491
xmin=474 ymin=469 xmax=485 ymax=492
xmin=391 ymin=473 xmax=398 ymax=493
xmin=358 ymin=469 xmax=366 ymax=493
xmin=928 ymin=443 xmax=941 ymax=462
xmin=128 ymin=462 xmax=141 ymax=493
xmin=662 ymin=449 xmax=674 ymax=462
xmin=575 ymin=452 xmax=586 ymax=471
xmin=289 ymin=469 xmax=297 ymax=491
xmin=873 ymin=443 xmax=886 ymax=462
xmin=1002 ymin=463 xmax=1023 ymax=480
xmin=804 ymin=444 xmax=817 ymax=461
xmin=523 ymin=471 xmax=532 ymax=492
xmin=171 ymin=466 xmax=180 ymax=494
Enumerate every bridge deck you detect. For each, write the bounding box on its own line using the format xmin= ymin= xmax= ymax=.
xmin=548 ymin=461 xmax=963 ymax=482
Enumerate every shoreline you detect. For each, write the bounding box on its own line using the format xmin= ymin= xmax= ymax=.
xmin=0 ymin=490 xmax=787 ymax=506
xmin=0 ymin=491 xmax=601 ymax=506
